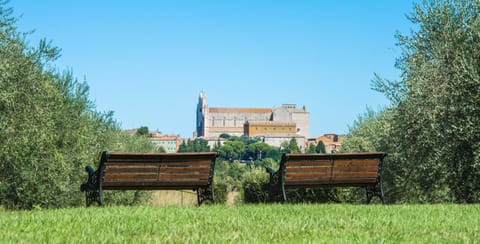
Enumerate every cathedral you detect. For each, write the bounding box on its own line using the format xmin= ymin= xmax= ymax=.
xmin=196 ymin=92 xmax=310 ymax=147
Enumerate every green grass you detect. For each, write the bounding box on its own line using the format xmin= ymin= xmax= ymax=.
xmin=1 ymin=204 xmax=479 ymax=243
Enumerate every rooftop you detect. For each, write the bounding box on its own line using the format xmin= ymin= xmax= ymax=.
xmin=208 ymin=108 xmax=272 ymax=113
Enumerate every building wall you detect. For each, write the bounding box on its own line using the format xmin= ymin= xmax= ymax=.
xmin=196 ymin=92 xmax=310 ymax=145
xmin=205 ymin=109 xmax=272 ymax=137
xmin=244 ymin=121 xmax=296 ymax=137
xmin=292 ymin=111 xmax=310 ymax=139
xmin=149 ymin=135 xmax=181 ymax=153
xmin=272 ymin=104 xmax=310 ymax=139
xmin=263 ymin=135 xmax=307 ymax=148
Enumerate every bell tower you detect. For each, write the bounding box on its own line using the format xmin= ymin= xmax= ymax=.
xmin=196 ymin=91 xmax=208 ymax=137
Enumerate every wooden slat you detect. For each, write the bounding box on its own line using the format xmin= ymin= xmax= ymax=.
xmin=285 ymin=172 xmax=378 ymax=179
xmin=332 ymin=178 xmax=377 ymax=183
xmin=286 ymin=160 xmax=332 ymax=167
xmin=104 ymin=178 xmax=208 ymax=183
xmin=108 ymin=152 xmax=217 ymax=159
xmin=285 ymin=179 xmax=377 ymax=186
xmin=102 ymin=186 xmax=202 ymax=190
xmin=157 ymin=167 xmax=210 ymax=173
xmin=105 ymin=173 xmax=158 ymax=181
xmin=286 ymin=167 xmax=331 ymax=173
xmin=105 ymin=167 xmax=158 ymax=173
xmin=286 ymin=166 xmax=378 ymax=173
xmin=286 ymin=173 xmax=330 ymax=179
xmin=105 ymin=173 xmax=209 ymax=181
xmin=332 ymin=172 xmax=378 ymax=178
xmin=102 ymin=180 xmax=208 ymax=188
xmin=285 ymin=179 xmax=332 ymax=186
xmin=106 ymin=161 xmax=212 ymax=167
xmin=157 ymin=174 xmax=209 ymax=180
xmin=331 ymin=166 xmax=379 ymax=172
xmin=285 ymin=152 xmax=385 ymax=161
xmin=105 ymin=166 xmax=211 ymax=174
xmin=285 ymin=168 xmax=379 ymax=178
xmin=333 ymin=159 xmax=380 ymax=166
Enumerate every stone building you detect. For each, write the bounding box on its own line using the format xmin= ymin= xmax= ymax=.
xmin=195 ymin=92 xmax=310 ymax=148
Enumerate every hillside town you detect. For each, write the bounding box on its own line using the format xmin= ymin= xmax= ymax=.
xmin=125 ymin=92 xmax=344 ymax=153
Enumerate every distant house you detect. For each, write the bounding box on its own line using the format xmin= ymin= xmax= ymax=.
xmin=148 ymin=132 xmax=182 ymax=153
xmin=123 ymin=129 xmax=182 ymax=153
xmin=308 ymin=133 xmax=344 ymax=153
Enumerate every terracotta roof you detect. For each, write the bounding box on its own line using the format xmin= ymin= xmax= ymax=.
xmin=208 ymin=107 xmax=272 ymax=113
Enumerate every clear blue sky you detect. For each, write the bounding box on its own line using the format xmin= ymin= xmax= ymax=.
xmin=10 ymin=1 xmax=417 ymax=138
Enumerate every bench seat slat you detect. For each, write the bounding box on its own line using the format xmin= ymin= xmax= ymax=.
xmin=332 ymin=178 xmax=377 ymax=184
xmin=286 ymin=171 xmax=378 ymax=179
xmin=286 ymin=159 xmax=381 ymax=167
xmin=286 ymin=167 xmax=331 ymax=173
xmin=334 ymin=159 xmax=380 ymax=166
xmin=285 ymin=165 xmax=379 ymax=173
xmin=286 ymin=173 xmax=330 ymax=179
xmin=105 ymin=161 xmax=212 ymax=167
xmin=286 ymin=161 xmax=332 ymax=167
xmin=286 ymin=179 xmax=332 ymax=184
xmin=331 ymin=166 xmax=379 ymax=172
xmin=103 ymin=184 xmax=208 ymax=190
xmin=105 ymin=167 xmax=211 ymax=174
xmin=332 ymin=172 xmax=379 ymax=178
xmin=286 ymin=178 xmax=377 ymax=186
xmin=104 ymin=178 xmax=207 ymax=182
xmin=103 ymin=180 xmax=208 ymax=186
xmin=105 ymin=173 xmax=209 ymax=181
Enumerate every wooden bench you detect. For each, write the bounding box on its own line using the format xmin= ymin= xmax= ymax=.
xmin=265 ymin=152 xmax=387 ymax=203
xmin=80 ymin=151 xmax=217 ymax=206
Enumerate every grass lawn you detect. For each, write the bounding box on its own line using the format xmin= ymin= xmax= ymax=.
xmin=1 ymin=204 xmax=478 ymax=243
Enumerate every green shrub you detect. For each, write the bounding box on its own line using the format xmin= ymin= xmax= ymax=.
xmin=242 ymin=168 xmax=269 ymax=203
xmin=102 ymin=191 xmax=151 ymax=206
xmin=213 ymin=177 xmax=228 ymax=204
xmin=286 ymin=188 xmax=339 ymax=203
xmin=0 ymin=3 xmax=160 ymax=210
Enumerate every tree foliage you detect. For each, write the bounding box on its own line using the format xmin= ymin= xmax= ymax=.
xmin=343 ymin=0 xmax=480 ymax=203
xmin=136 ymin=126 xmax=149 ymax=137
xmin=177 ymin=138 xmax=210 ymax=152
xmin=0 ymin=2 xmax=158 ymax=209
xmin=281 ymin=138 xmax=301 ymax=154
xmin=315 ymin=141 xmax=326 ymax=153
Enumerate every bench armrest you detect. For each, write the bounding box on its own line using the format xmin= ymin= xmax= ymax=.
xmin=85 ymin=165 xmax=96 ymax=174
xmin=81 ymin=165 xmax=98 ymax=192
xmin=264 ymin=166 xmax=277 ymax=175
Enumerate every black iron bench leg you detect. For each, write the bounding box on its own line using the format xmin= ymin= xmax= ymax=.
xmin=80 ymin=166 xmax=103 ymax=207
xmin=84 ymin=188 xmax=100 ymax=207
xmin=365 ymin=181 xmax=385 ymax=204
xmin=197 ymin=183 xmax=214 ymax=205
xmin=265 ymin=168 xmax=286 ymax=203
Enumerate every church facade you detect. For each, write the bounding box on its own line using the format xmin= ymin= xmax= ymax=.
xmin=196 ymin=92 xmax=310 ymax=147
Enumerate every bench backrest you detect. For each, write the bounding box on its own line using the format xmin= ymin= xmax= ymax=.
xmin=98 ymin=151 xmax=217 ymax=190
xmin=281 ymin=152 xmax=386 ymax=188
